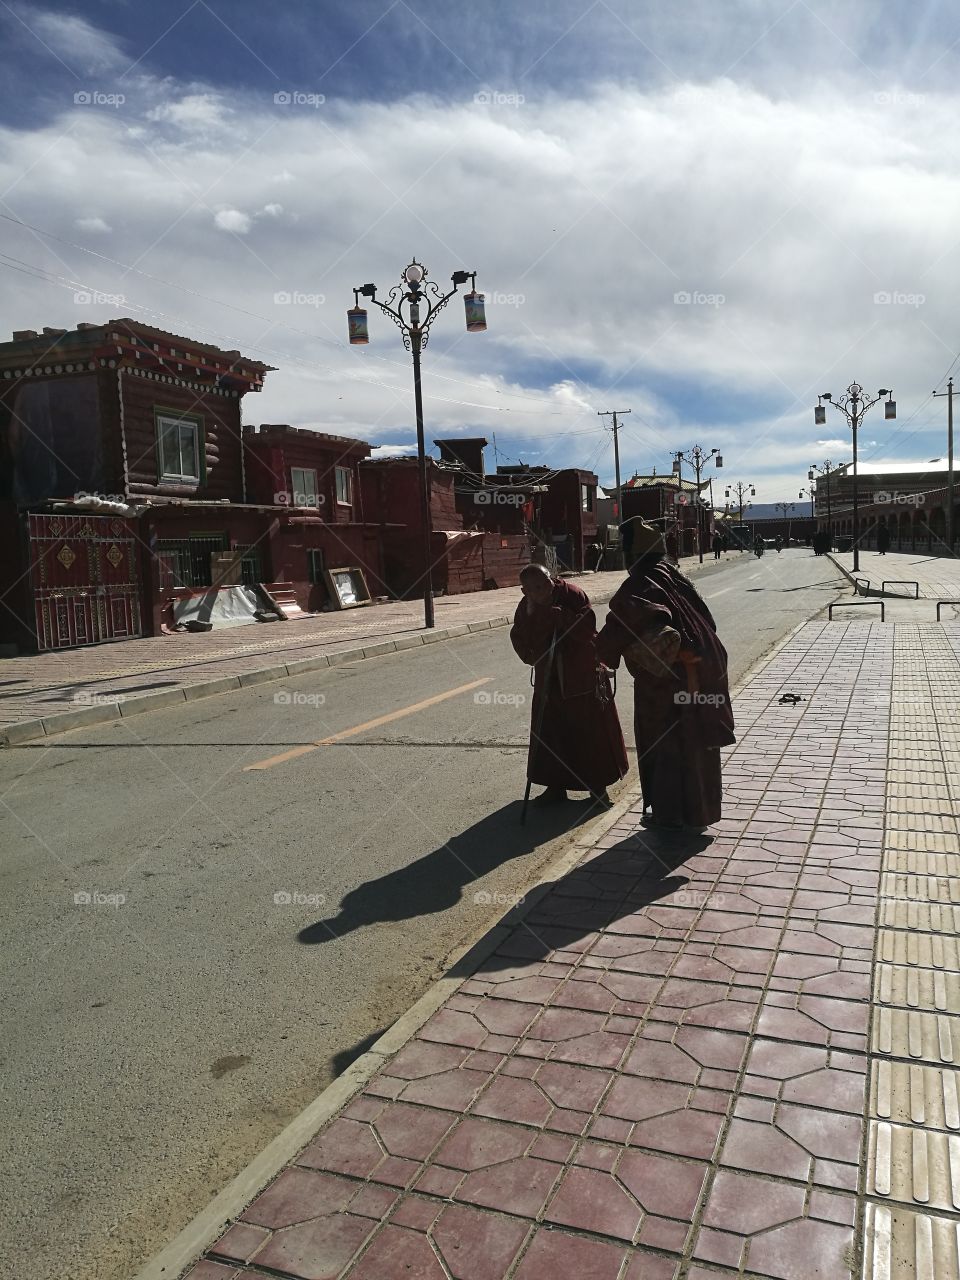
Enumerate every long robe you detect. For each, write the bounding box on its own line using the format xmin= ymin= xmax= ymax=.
xmin=597 ymin=556 xmax=735 ymax=826
xmin=510 ymin=578 xmax=628 ymax=793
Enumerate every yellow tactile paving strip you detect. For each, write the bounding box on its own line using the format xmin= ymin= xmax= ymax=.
xmin=863 ymin=628 xmax=960 ymax=1278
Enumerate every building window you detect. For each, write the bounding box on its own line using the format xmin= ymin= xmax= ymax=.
xmin=291 ymin=467 xmax=318 ymax=507
xmin=236 ymin=544 xmax=264 ymax=585
xmin=308 ymin=549 xmax=325 ymax=584
xmin=335 ymin=466 xmax=352 ymax=505
xmin=156 ymin=533 xmax=227 ymax=589
xmin=581 ymin=484 xmax=595 ymax=512
xmin=157 ymin=412 xmax=202 ymax=483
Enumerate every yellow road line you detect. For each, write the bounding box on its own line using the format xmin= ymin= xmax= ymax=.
xmin=243 ymin=677 xmax=494 ymax=772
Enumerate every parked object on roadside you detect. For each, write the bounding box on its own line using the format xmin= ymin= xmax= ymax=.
xmin=511 ymin=564 xmax=628 ymax=812
xmin=598 ymin=518 xmax=735 ymax=831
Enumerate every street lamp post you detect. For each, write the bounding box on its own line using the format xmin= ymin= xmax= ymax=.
xmin=799 ymin=487 xmax=814 ymax=520
xmin=724 ymin=481 xmax=755 ymax=547
xmin=349 ymin=260 xmax=484 ymax=628
xmin=774 ymin=500 xmax=796 ymax=544
xmin=809 ymin=462 xmax=836 ymax=548
xmin=675 ymin=445 xmax=722 ymax=563
xmin=815 ymin=385 xmax=895 ymax=573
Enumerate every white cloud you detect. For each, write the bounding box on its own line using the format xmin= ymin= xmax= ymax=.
xmin=2 ymin=76 xmax=959 ymax=498
xmin=213 ymin=208 xmax=252 ymax=234
xmin=147 ymin=93 xmax=231 ymax=133
xmin=370 ymin=443 xmax=418 ymax=458
xmin=74 ymin=216 xmax=111 ymax=234
xmin=29 ymin=9 xmax=125 ymax=73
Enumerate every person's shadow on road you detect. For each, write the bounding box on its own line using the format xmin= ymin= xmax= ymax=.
xmin=297 ymin=798 xmax=604 ymax=945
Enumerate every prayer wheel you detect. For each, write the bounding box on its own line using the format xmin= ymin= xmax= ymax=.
xmin=347 ymin=308 xmax=369 ymax=345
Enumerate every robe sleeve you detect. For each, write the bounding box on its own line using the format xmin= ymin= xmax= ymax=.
xmin=510 ymin=600 xmax=561 ymax=666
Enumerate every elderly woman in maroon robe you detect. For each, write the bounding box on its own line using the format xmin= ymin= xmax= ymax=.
xmin=597 ymin=519 xmax=735 ymax=831
xmin=510 ymin=565 xmax=628 ymax=808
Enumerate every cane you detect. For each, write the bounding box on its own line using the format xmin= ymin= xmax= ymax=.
xmin=520 ymin=632 xmax=557 ymax=825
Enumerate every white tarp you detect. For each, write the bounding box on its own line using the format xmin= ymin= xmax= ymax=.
xmin=173 ymin=585 xmax=261 ymax=629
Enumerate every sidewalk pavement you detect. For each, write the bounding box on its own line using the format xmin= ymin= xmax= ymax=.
xmin=0 ymin=571 xmax=636 ymax=747
xmin=161 ymin=613 xmax=960 ymax=1280
xmin=831 ymin=549 xmax=960 ymax=601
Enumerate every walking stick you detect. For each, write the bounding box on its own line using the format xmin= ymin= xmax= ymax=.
xmin=520 ymin=632 xmax=557 ymax=825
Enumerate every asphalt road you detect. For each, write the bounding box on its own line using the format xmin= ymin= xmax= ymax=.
xmin=0 ymin=549 xmax=843 ymax=1280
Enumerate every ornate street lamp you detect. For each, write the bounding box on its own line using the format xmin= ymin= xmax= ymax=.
xmin=814 ymin=385 xmax=894 ymax=573
xmin=724 ymin=481 xmax=755 ymax=547
xmin=349 ymin=261 xmax=484 ymax=628
xmin=674 ymin=445 xmax=722 ymax=563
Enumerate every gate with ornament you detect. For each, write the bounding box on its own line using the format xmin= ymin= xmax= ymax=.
xmin=28 ymin=513 xmax=142 ymax=649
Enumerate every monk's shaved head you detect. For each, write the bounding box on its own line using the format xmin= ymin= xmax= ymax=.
xmin=520 ymin=563 xmax=551 ymax=584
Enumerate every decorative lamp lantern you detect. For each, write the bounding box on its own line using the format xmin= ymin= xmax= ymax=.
xmin=464 ymin=290 xmax=487 ymax=332
xmin=750 ymin=486 xmax=756 ymax=496
xmin=672 ymin=458 xmax=681 ymax=475
xmin=347 ymin=307 xmax=369 ymax=345
xmin=815 ymin=404 xmax=826 ymax=425
xmin=808 ymin=469 xmax=814 ymax=481
xmin=715 ymin=454 xmax=723 ymax=468
xmin=885 ymin=396 xmax=897 ymax=420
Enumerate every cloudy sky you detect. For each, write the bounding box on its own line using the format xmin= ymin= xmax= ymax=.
xmin=2 ymin=1 xmax=959 ymax=502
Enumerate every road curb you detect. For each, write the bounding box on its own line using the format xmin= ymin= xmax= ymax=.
xmin=128 ymin=580 xmax=812 ymax=1280
xmin=0 ymin=588 xmax=621 ymax=750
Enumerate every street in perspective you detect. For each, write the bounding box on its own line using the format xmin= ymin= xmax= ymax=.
xmin=3 ymin=6 xmax=960 ymax=1280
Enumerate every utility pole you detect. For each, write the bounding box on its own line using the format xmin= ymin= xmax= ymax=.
xmin=598 ymin=409 xmax=631 ymax=523
xmin=933 ymin=377 xmax=955 ymax=556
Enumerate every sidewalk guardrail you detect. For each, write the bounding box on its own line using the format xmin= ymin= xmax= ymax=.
xmin=829 ymin=600 xmax=885 ymax=620
xmin=881 ymin=580 xmax=919 ymax=598
xmin=852 ymin=577 xmax=871 ymax=594
xmin=936 ymin=600 xmax=960 ymax=620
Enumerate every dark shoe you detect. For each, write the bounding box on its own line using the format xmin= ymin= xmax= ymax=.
xmin=533 ymin=786 xmax=567 ymax=804
xmin=588 ymin=789 xmax=612 ymax=810
xmin=640 ymin=813 xmax=682 ymax=830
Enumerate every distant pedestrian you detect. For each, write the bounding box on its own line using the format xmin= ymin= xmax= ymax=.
xmin=711 ymin=532 xmax=723 ymax=560
xmin=511 ymin=565 xmax=628 ymax=809
xmin=721 ymin=534 xmax=729 ymax=555
xmin=774 ymin=534 xmax=783 ymax=554
xmin=877 ymin=523 xmax=890 ymax=555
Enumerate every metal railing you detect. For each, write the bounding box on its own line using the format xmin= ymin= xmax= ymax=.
xmin=828 ymin=600 xmax=885 ymax=620
xmin=881 ymin=580 xmax=919 ymax=598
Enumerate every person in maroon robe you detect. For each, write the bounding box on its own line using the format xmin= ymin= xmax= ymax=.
xmin=511 ymin=565 xmax=628 ymax=807
xmin=597 ymin=519 xmax=735 ymax=830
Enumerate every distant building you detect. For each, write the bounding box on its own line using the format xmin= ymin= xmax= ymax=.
xmin=621 ymin=473 xmax=711 ymax=560
xmin=813 ymin=460 xmax=957 ymax=554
